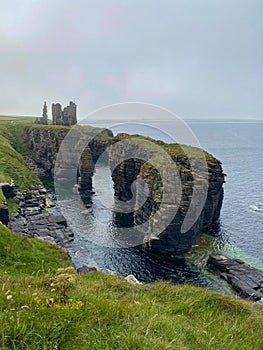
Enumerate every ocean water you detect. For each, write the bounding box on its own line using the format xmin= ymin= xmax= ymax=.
xmin=51 ymin=120 xmax=263 ymax=292
xmin=188 ymin=120 xmax=263 ymax=261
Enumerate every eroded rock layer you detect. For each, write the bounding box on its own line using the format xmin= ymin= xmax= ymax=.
xmin=22 ymin=126 xmax=112 ymax=191
xmin=109 ymin=134 xmax=225 ymax=255
xmin=207 ymin=254 xmax=263 ymax=301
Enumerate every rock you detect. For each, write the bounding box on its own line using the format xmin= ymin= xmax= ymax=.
xmin=77 ymin=266 xmax=97 ymax=274
xmin=125 ymin=274 xmax=142 ymax=285
xmin=9 ymin=188 xmax=74 ymax=247
xmin=17 ymin=125 xmax=113 ymax=198
xmin=1 ymin=183 xmax=15 ymax=199
xmin=0 ymin=208 xmax=9 ymax=225
xmin=109 ymin=134 xmax=225 ymax=255
xmin=51 ymin=215 xmax=67 ymax=228
xmin=207 ymin=253 xmax=263 ymax=301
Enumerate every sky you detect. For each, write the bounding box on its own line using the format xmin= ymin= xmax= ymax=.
xmin=0 ymin=0 xmax=262 ymax=120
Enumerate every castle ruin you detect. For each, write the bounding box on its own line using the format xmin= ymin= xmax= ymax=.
xmin=36 ymin=101 xmax=77 ymax=126
xmin=52 ymin=101 xmax=77 ymax=126
xmin=35 ymin=101 xmax=48 ymax=125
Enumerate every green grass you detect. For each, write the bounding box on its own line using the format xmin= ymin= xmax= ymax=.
xmin=0 ymin=224 xmax=263 ymax=349
xmin=0 ymin=119 xmax=41 ymax=210
xmin=0 ymin=115 xmax=35 ymax=123
xmin=0 ymin=224 xmax=70 ymax=276
xmin=0 ymin=134 xmax=40 ymax=189
xmin=113 ymin=133 xmax=216 ymax=162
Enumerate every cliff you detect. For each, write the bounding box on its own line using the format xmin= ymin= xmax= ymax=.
xmin=110 ymin=134 xmax=225 ymax=255
xmin=16 ymin=125 xmax=112 ymax=191
xmin=0 ymin=122 xmax=112 ymax=224
xmin=0 ymin=120 xmax=224 ymax=256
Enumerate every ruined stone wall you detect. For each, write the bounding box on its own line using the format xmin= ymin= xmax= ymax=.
xmin=62 ymin=101 xmax=77 ymax=126
xmin=35 ymin=102 xmax=48 ymax=125
xmin=52 ymin=103 xmax=63 ymax=125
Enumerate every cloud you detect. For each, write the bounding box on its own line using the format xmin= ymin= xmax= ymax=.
xmin=0 ymin=0 xmax=262 ymax=119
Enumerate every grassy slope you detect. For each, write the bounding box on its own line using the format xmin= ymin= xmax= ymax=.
xmin=0 ymin=116 xmax=263 ymax=349
xmin=0 ymin=224 xmax=263 ymax=349
xmin=0 ymin=118 xmax=41 ymax=208
xmin=0 ymin=116 xmax=40 ymax=188
xmin=0 ymin=134 xmax=40 ymax=187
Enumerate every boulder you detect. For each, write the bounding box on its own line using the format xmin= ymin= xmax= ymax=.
xmin=0 ymin=208 xmax=9 ymax=225
xmin=207 ymin=253 xmax=263 ymax=301
xmin=77 ymin=266 xmax=97 ymax=274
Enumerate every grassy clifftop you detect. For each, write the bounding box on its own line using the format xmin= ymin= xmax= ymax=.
xmin=0 ymin=223 xmax=263 ymax=349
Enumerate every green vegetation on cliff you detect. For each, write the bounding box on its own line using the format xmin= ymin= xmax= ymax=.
xmin=0 ymin=223 xmax=263 ymax=349
xmin=0 ymin=116 xmax=40 ymax=189
xmin=113 ymin=133 xmax=217 ymax=162
xmin=0 ymin=116 xmax=112 ymax=210
xmin=0 ymin=134 xmax=40 ymax=189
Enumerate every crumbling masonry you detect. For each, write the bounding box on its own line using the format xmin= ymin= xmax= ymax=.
xmin=36 ymin=101 xmax=77 ymax=126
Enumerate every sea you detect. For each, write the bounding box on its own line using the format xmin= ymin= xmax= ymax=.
xmin=49 ymin=119 xmax=263 ymax=294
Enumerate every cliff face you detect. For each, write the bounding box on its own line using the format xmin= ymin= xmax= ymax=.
xmin=3 ymin=124 xmax=224 ymax=256
xmin=24 ymin=126 xmax=70 ymax=175
xmin=22 ymin=126 xmax=112 ymax=191
xmin=109 ymin=134 xmax=225 ymax=255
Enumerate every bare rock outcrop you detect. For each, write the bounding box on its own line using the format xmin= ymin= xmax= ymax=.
xmin=207 ymin=253 xmax=263 ymax=301
xmin=9 ymin=186 xmax=74 ymax=246
xmin=109 ymin=134 xmax=225 ymax=255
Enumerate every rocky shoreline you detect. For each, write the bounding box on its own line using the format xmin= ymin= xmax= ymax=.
xmin=207 ymin=253 xmax=263 ymax=302
xmin=8 ymin=185 xmax=74 ymax=247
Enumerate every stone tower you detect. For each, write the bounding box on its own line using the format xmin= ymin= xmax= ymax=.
xmin=62 ymin=101 xmax=77 ymax=126
xmin=52 ymin=103 xmax=63 ymax=125
xmin=35 ymin=101 xmax=48 ymax=124
xmin=42 ymin=101 xmax=48 ymax=123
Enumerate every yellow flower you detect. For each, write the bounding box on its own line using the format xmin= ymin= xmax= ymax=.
xmin=53 ymin=303 xmax=62 ymax=309
xmin=34 ymin=296 xmax=41 ymax=304
xmin=51 ymin=288 xmax=56 ymax=292
xmin=46 ymin=298 xmax=54 ymax=305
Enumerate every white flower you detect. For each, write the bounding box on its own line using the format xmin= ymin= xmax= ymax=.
xmin=6 ymin=295 xmax=12 ymax=300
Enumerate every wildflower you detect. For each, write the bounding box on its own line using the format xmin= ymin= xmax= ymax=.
xmin=6 ymin=295 xmax=12 ymax=300
xmin=34 ymin=296 xmax=41 ymax=304
xmin=51 ymin=288 xmax=56 ymax=292
xmin=46 ymin=297 xmax=54 ymax=305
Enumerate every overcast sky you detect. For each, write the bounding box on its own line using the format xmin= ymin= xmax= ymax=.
xmin=0 ymin=0 xmax=262 ymax=120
